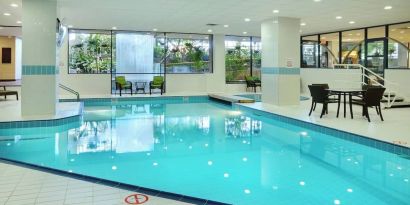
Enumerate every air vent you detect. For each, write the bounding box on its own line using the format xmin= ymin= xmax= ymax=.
xmin=206 ymin=23 xmax=219 ymax=26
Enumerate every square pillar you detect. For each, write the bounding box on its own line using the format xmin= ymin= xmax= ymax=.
xmin=21 ymin=0 xmax=58 ymax=116
xmin=261 ymin=17 xmax=301 ymax=106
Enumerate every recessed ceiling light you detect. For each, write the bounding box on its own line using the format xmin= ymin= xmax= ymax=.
xmin=384 ymin=5 xmax=393 ymax=10
xmin=16 ymin=21 xmax=22 ymax=24
xmin=68 ymin=25 xmax=73 ymax=28
xmin=153 ymin=28 xmax=158 ymax=31
xmin=112 ymin=27 xmax=117 ymax=30
xmin=336 ymin=16 xmax=343 ymax=20
xmin=3 ymin=13 xmax=11 ymax=16
xmin=10 ymin=3 xmax=18 ymax=7
xmin=243 ymin=31 xmax=247 ymax=34
xmin=273 ymin=10 xmax=279 ymax=13
xmin=300 ymin=23 xmax=307 ymax=26
xmin=207 ymin=29 xmax=212 ymax=33
xmin=349 ymin=21 xmax=355 ymax=24
xmin=224 ymin=24 xmax=229 ymax=28
xmin=244 ymin=18 xmax=251 ymax=22
xmin=313 ymin=0 xmax=322 ymax=2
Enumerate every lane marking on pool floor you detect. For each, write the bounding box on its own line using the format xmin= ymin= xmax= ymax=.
xmin=124 ymin=194 xmax=149 ymax=204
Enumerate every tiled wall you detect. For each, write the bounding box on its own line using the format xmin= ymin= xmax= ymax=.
xmin=22 ymin=65 xmax=59 ymax=75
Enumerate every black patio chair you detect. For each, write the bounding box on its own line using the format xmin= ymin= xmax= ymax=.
xmin=355 ymin=87 xmax=386 ymax=122
xmin=308 ymin=85 xmax=339 ymax=118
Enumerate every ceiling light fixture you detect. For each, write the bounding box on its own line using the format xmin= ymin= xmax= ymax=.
xmin=207 ymin=29 xmax=212 ymax=33
xmin=224 ymin=24 xmax=229 ymax=28
xmin=10 ymin=3 xmax=18 ymax=7
xmin=243 ymin=31 xmax=247 ymax=34
xmin=3 ymin=13 xmax=11 ymax=16
xmin=313 ymin=0 xmax=322 ymax=2
xmin=244 ymin=18 xmax=251 ymax=22
xmin=68 ymin=25 xmax=73 ymax=28
xmin=336 ymin=16 xmax=342 ymax=20
xmin=112 ymin=27 xmax=117 ymax=30
xmin=153 ymin=28 xmax=158 ymax=31
xmin=16 ymin=21 xmax=22 ymax=24
xmin=349 ymin=21 xmax=355 ymax=24
xmin=300 ymin=23 xmax=307 ymax=26
xmin=384 ymin=5 xmax=393 ymax=10
xmin=273 ymin=10 xmax=279 ymax=13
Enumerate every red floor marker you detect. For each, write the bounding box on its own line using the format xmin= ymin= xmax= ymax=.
xmin=124 ymin=194 xmax=149 ymax=204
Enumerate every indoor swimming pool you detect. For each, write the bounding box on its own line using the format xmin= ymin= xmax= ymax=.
xmin=0 ymin=97 xmax=409 ymax=205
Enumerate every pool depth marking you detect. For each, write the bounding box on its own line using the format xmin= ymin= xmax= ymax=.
xmin=124 ymin=194 xmax=149 ymax=204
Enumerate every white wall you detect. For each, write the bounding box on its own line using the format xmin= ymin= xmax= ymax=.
xmin=300 ymin=68 xmax=362 ymax=94
xmin=385 ymin=70 xmax=410 ymax=99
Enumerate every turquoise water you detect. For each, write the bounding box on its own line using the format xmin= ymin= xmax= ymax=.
xmin=0 ymin=101 xmax=409 ymax=205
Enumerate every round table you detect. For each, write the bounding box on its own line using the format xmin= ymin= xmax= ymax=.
xmin=327 ymin=88 xmax=365 ymax=119
xmin=135 ymin=81 xmax=147 ymax=94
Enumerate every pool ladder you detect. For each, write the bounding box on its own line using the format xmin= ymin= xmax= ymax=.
xmin=59 ymin=84 xmax=80 ymax=101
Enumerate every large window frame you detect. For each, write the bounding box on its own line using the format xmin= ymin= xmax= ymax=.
xmin=225 ymin=36 xmax=261 ymax=84
xmin=68 ymin=29 xmax=214 ymax=75
xmin=301 ymin=21 xmax=410 ymax=71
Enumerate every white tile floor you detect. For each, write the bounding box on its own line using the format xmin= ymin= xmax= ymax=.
xmin=0 ymin=162 xmax=193 ymax=205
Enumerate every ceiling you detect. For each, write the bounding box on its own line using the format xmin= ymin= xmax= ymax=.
xmin=0 ymin=0 xmax=410 ymax=37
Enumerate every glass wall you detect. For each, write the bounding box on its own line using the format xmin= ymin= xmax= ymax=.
xmin=225 ymin=36 xmax=251 ymax=82
xmin=301 ymin=21 xmax=410 ymax=70
xmin=68 ymin=29 xmax=213 ymax=75
xmin=166 ymin=33 xmax=212 ymax=73
xmin=341 ymin=29 xmax=365 ymax=65
xmin=388 ymin=23 xmax=410 ymax=69
xmin=319 ymin=33 xmax=339 ymax=68
xmin=251 ymin=37 xmax=262 ymax=79
xmin=68 ymin=30 xmax=112 ymax=74
xmin=225 ymin=36 xmax=261 ymax=83
xmin=301 ymin=35 xmax=319 ymax=68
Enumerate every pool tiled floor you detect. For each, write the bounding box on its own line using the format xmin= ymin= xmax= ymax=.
xmin=0 ymin=162 xmax=194 ymax=205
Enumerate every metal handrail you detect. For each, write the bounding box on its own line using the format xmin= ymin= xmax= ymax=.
xmin=334 ymin=64 xmax=400 ymax=108
xmin=59 ymin=84 xmax=80 ymax=101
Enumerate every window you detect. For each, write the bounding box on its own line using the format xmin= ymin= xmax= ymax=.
xmin=166 ymin=33 xmax=212 ymax=73
xmin=368 ymin=26 xmax=386 ymax=39
xmin=251 ymin=37 xmax=261 ymax=79
xmin=301 ymin=35 xmax=319 ymax=68
xmin=388 ymin=23 xmax=410 ymax=69
xmin=68 ymin=30 xmax=112 ymax=74
xmin=225 ymin=36 xmax=261 ymax=82
xmin=341 ymin=29 xmax=365 ymax=65
xmin=68 ymin=30 xmax=213 ymax=75
xmin=319 ymin=33 xmax=339 ymax=68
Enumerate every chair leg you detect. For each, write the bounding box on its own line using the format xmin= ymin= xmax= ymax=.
xmin=16 ymin=94 xmax=18 ymax=100
xmin=150 ymin=88 xmax=152 ymax=95
xmin=119 ymin=88 xmax=122 ymax=96
xmin=320 ymin=104 xmax=326 ymax=118
xmin=378 ymin=105 xmax=384 ymax=121
xmin=365 ymin=106 xmax=371 ymax=122
xmin=309 ymin=101 xmax=314 ymax=116
xmin=313 ymin=102 xmax=317 ymax=111
xmin=375 ymin=106 xmax=379 ymax=115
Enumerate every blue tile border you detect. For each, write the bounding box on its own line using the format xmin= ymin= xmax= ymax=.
xmin=22 ymin=65 xmax=59 ymax=75
xmin=60 ymin=95 xmax=210 ymax=106
xmin=261 ymin=67 xmax=300 ymax=75
xmin=0 ymin=115 xmax=82 ymax=129
xmin=236 ymin=104 xmax=410 ymax=157
xmin=0 ymin=159 xmax=230 ymax=205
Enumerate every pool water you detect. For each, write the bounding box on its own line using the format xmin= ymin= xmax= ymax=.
xmin=0 ymin=100 xmax=409 ymax=205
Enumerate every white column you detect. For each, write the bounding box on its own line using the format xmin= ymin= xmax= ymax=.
xmin=261 ymin=17 xmax=301 ymax=106
xmin=21 ymin=0 xmax=58 ymax=116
